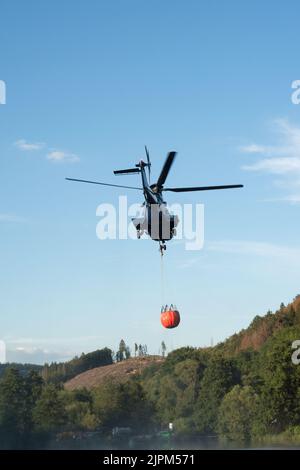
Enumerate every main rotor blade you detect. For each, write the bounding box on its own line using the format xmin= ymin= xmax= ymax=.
xmin=163 ymin=184 xmax=244 ymax=192
xmin=145 ymin=145 xmax=151 ymax=181
xmin=145 ymin=146 xmax=150 ymax=166
xmin=66 ymin=177 xmax=143 ymax=190
xmin=156 ymin=151 xmax=176 ymax=188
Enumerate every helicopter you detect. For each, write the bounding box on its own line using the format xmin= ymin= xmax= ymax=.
xmin=66 ymin=147 xmax=243 ymax=255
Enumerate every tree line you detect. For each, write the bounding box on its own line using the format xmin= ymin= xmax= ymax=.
xmin=41 ymin=348 xmax=113 ymax=384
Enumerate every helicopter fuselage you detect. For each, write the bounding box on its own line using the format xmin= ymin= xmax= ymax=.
xmin=132 ymin=162 xmax=179 ymax=245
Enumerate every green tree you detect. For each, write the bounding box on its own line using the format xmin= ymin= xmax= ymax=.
xmin=93 ymin=380 xmax=154 ymax=432
xmin=138 ymin=344 xmax=148 ymax=357
xmin=60 ymin=388 xmax=97 ymax=431
xmin=118 ymin=339 xmax=126 ymax=362
xmin=194 ymin=356 xmax=240 ymax=433
xmin=0 ymin=368 xmax=43 ymax=448
xmin=158 ymin=359 xmax=202 ymax=430
xmin=0 ymin=368 xmax=27 ymax=437
xmin=93 ymin=381 xmax=123 ymax=429
xmin=254 ymin=326 xmax=300 ymax=435
xmin=141 ymin=353 xmax=207 ymax=430
xmin=125 ymin=346 xmax=131 ymax=359
xmin=33 ymin=384 xmax=67 ymax=433
xmin=217 ymin=385 xmax=259 ymax=443
xmin=23 ymin=370 xmax=44 ymax=432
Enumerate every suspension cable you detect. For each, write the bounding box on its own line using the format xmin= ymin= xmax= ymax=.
xmin=160 ymin=251 xmax=165 ymax=307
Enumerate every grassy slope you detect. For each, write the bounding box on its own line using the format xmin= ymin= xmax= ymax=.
xmin=64 ymin=355 xmax=164 ymax=390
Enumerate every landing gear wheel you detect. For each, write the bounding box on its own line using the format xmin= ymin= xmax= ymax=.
xmin=137 ymin=230 xmax=141 ymax=239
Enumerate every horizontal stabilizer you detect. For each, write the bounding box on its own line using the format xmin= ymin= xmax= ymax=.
xmin=114 ymin=168 xmax=141 ymax=175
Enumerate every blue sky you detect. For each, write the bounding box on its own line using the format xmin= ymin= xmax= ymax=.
xmin=1 ymin=0 xmax=300 ymax=363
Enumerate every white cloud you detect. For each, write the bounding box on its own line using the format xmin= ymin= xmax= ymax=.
xmin=14 ymin=139 xmax=80 ymax=163
xmin=207 ymin=240 xmax=300 ymax=263
xmin=178 ymin=258 xmax=198 ymax=269
xmin=6 ymin=347 xmax=74 ymax=365
xmin=242 ymin=157 xmax=300 ymax=174
xmin=14 ymin=139 xmax=45 ymax=151
xmin=264 ymin=194 xmax=300 ymax=204
xmin=282 ymin=195 xmax=300 ymax=203
xmin=6 ymin=335 xmax=104 ymax=345
xmin=15 ymin=346 xmax=39 ymax=353
xmin=0 ymin=213 xmax=26 ymax=223
xmin=240 ymin=119 xmax=300 ymax=203
xmin=4 ymin=335 xmax=106 ymax=364
xmin=273 ymin=178 xmax=300 ymax=189
xmin=240 ymin=143 xmax=291 ymax=157
xmin=241 ymin=119 xmax=300 ymax=173
xmin=239 ymin=144 xmax=270 ymax=154
xmin=47 ymin=150 xmax=80 ymax=163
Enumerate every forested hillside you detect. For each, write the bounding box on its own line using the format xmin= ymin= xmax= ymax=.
xmin=216 ymin=295 xmax=300 ymax=355
xmin=1 ymin=297 xmax=300 ymax=448
xmin=0 ymin=363 xmax=42 ymax=379
xmin=40 ymin=348 xmax=113 ymax=383
xmin=139 ymin=296 xmax=300 ymax=442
